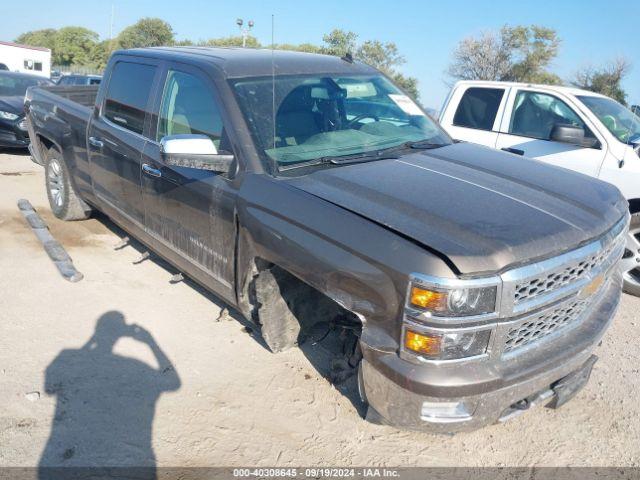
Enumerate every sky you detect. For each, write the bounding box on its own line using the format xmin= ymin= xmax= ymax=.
xmin=2 ymin=0 xmax=638 ymax=109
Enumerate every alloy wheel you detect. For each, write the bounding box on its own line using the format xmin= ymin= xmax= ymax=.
xmin=47 ymin=158 xmax=65 ymax=209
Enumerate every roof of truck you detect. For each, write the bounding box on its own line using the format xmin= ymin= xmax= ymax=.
xmin=121 ymin=46 xmax=378 ymax=78
xmin=453 ymin=80 xmax=607 ymax=99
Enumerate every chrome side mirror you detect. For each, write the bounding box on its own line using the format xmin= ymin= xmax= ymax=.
xmin=160 ymin=134 xmax=234 ymax=173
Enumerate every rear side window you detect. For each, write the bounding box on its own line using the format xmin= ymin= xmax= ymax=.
xmin=104 ymin=62 xmax=156 ymax=136
xmin=453 ymin=87 xmax=504 ymax=131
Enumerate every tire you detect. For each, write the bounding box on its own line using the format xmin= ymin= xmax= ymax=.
xmin=254 ymin=268 xmax=301 ymax=353
xmin=622 ymin=213 xmax=640 ymax=296
xmin=44 ymin=147 xmax=92 ymax=221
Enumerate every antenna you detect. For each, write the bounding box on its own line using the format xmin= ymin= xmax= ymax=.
xmin=271 ymin=14 xmax=276 ymax=151
xmin=110 ymin=3 xmax=114 ymax=40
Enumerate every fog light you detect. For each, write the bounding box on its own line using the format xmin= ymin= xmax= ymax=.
xmin=421 ymin=401 xmax=472 ymax=422
xmin=405 ymin=330 xmax=442 ymax=356
xmin=404 ymin=327 xmax=491 ymax=360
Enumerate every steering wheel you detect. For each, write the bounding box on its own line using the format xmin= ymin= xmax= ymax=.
xmin=347 ymin=114 xmax=379 ymax=128
xmin=602 ymin=114 xmax=618 ymax=132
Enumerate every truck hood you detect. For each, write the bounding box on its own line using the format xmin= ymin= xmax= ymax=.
xmin=0 ymin=96 xmax=24 ymax=115
xmin=286 ymin=142 xmax=627 ymax=275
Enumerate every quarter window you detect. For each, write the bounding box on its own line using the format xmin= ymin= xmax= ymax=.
xmin=510 ymin=91 xmax=591 ymax=141
xmin=104 ymin=62 xmax=156 ymax=136
xmin=453 ymin=87 xmax=505 ymax=131
xmin=157 ymin=70 xmax=225 ymax=149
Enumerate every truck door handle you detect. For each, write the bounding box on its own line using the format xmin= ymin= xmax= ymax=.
xmin=142 ymin=163 xmax=162 ymax=178
xmin=88 ymin=136 xmax=104 ymax=148
xmin=501 ymin=147 xmax=525 ymax=156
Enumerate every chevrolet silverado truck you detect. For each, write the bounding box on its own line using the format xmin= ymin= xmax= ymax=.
xmin=25 ymin=47 xmax=629 ymax=432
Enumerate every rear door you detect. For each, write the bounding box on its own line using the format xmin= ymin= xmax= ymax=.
xmin=440 ymin=85 xmax=508 ymax=148
xmin=140 ymin=62 xmax=237 ymax=295
xmin=495 ymin=88 xmax=606 ymax=176
xmin=87 ymin=58 xmax=161 ymax=224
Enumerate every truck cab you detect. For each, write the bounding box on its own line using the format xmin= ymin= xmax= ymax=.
xmin=439 ymin=81 xmax=640 ymax=295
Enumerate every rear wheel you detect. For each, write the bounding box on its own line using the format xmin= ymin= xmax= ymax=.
xmin=622 ymin=213 xmax=640 ymax=296
xmin=45 ymin=147 xmax=92 ymax=221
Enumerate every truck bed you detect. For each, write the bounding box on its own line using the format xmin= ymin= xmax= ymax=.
xmin=26 ymin=85 xmax=98 ymax=167
xmin=39 ymin=85 xmax=99 ymax=109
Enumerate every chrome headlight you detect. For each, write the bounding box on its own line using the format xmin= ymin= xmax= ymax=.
xmin=408 ymin=282 xmax=497 ymax=317
xmin=402 ymin=274 xmax=500 ymax=361
xmin=0 ymin=110 xmax=19 ymax=121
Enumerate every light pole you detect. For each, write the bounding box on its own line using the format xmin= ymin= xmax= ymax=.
xmin=236 ymin=18 xmax=255 ymax=48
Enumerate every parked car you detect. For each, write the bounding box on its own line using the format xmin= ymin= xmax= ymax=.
xmin=439 ymin=81 xmax=640 ymax=295
xmin=57 ymin=74 xmax=102 ymax=86
xmin=25 ymin=48 xmax=628 ymax=432
xmin=0 ymin=70 xmax=52 ymax=148
xmin=632 ymin=105 xmax=640 ymax=118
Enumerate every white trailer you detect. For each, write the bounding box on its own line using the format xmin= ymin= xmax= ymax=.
xmin=0 ymin=41 xmax=51 ymax=78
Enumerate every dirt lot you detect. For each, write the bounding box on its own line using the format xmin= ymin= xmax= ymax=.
xmin=1 ymin=151 xmax=639 ymax=468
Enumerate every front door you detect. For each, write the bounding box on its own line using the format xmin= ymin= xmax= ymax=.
xmin=495 ymin=89 xmax=606 ymax=177
xmin=141 ymin=64 xmax=237 ymax=294
xmin=88 ymin=59 xmax=160 ymax=224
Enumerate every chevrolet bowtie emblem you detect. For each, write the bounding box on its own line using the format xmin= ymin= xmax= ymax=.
xmin=580 ymin=274 xmax=605 ymax=299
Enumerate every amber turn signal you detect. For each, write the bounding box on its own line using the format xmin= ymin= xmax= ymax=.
xmin=409 ymin=286 xmax=447 ymax=311
xmin=404 ymin=330 xmax=442 ymax=356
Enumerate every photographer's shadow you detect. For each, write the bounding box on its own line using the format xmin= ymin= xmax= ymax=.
xmin=38 ymin=311 xmax=180 ymax=478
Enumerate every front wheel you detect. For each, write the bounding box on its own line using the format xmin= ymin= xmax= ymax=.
xmin=622 ymin=213 xmax=640 ymax=296
xmin=45 ymin=148 xmax=92 ymax=221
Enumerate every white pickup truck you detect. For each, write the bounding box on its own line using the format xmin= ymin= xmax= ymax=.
xmin=439 ymin=81 xmax=640 ymax=295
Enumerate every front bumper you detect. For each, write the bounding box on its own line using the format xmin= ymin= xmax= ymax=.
xmin=360 ymin=271 xmax=621 ymax=433
xmin=0 ymin=117 xmax=30 ymax=148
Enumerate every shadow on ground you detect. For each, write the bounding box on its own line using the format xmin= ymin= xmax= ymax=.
xmin=38 ymin=311 xmax=180 ymax=479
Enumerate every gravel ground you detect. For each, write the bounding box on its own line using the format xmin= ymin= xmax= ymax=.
xmin=1 ymin=151 xmax=639 ymax=468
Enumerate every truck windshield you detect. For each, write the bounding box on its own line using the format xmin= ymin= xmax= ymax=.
xmin=232 ymin=74 xmax=451 ymax=169
xmin=578 ymin=95 xmax=640 ymax=144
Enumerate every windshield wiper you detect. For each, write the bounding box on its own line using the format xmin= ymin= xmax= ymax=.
xmin=279 ymin=151 xmax=399 ymax=171
xmin=406 ymin=140 xmax=448 ymax=149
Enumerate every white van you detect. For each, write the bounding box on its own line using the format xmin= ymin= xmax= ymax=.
xmin=439 ymin=81 xmax=640 ymax=295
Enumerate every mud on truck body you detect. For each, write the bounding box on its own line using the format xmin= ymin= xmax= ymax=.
xmin=25 ymin=47 xmax=629 ymax=432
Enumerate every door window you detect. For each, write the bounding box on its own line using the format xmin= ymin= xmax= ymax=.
xmin=453 ymin=87 xmax=505 ymax=131
xmin=103 ymin=61 xmax=157 ymax=136
xmin=509 ymin=91 xmax=591 ymax=141
xmin=157 ymin=70 xmax=225 ymax=150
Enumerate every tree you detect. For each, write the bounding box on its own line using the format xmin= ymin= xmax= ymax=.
xmin=117 ymin=18 xmax=174 ymax=49
xmin=199 ymin=35 xmax=260 ymax=48
xmin=447 ymin=25 xmax=562 ymax=85
xmin=88 ymin=40 xmax=112 ymax=70
xmin=573 ymin=58 xmax=631 ymax=105
xmin=356 ymin=40 xmax=405 ymax=73
xmin=53 ymin=27 xmax=99 ymax=66
xmin=15 ymin=29 xmax=58 ymax=51
xmin=321 ymin=29 xmax=357 ymax=56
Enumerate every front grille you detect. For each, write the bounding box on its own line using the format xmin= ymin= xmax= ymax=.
xmin=514 ymin=230 xmax=624 ymax=305
xmin=504 ymin=299 xmax=589 ymax=353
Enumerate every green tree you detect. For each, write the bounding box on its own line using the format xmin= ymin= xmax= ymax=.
xmin=573 ymin=58 xmax=631 ymax=105
xmin=53 ymin=27 xmax=99 ymax=66
xmin=447 ymin=25 xmax=562 ymax=85
xmin=503 ymin=25 xmax=561 ymax=83
xmin=15 ymin=29 xmax=58 ymax=51
xmin=199 ymin=35 xmax=260 ymax=48
xmin=321 ymin=29 xmax=357 ymax=56
xmin=274 ymin=42 xmax=322 ymax=54
xmin=88 ymin=40 xmax=112 ymax=70
xmin=117 ymin=18 xmax=174 ymax=49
